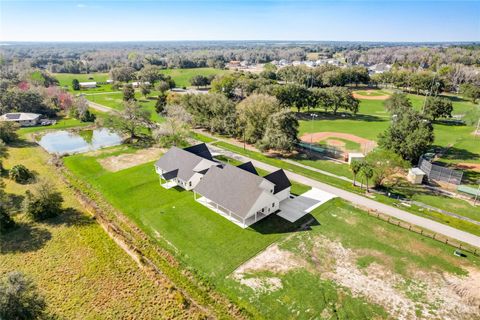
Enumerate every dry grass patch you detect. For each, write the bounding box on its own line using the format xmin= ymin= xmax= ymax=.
xmin=98 ymin=147 xmax=165 ymax=172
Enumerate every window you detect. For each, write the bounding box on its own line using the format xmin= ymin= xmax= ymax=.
xmin=261 ymin=208 xmax=265 ymax=213
xmin=272 ymin=203 xmax=275 ymax=208
xmin=189 ymin=181 xmax=192 ymax=187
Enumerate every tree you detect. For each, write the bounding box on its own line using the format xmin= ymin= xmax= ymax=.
xmin=361 ymin=163 xmax=374 ymax=192
xmin=123 ymin=84 xmax=136 ymax=102
xmin=140 ymin=83 xmax=151 ymax=98
xmin=258 ymin=110 xmax=299 ymax=152
xmin=180 ymin=93 xmax=236 ymax=135
xmin=103 ymin=100 xmax=152 ymax=142
xmin=23 ymin=181 xmax=64 ymax=221
xmin=0 ymin=140 xmax=9 ymax=171
xmin=460 ymin=83 xmax=480 ymax=103
xmin=384 ymin=92 xmax=413 ymax=114
xmin=364 ymin=149 xmax=407 ymax=187
xmin=153 ymin=105 xmax=192 ymax=147
xmin=72 ymin=96 xmax=95 ymax=122
xmin=110 ymin=66 xmax=136 ymax=83
xmin=156 ymin=80 xmax=171 ymax=93
xmin=423 ymin=96 xmax=453 ymax=121
xmin=155 ymin=92 xmax=167 ymax=114
xmin=379 ymin=108 xmax=434 ymax=162
xmin=350 ymin=160 xmax=363 ymax=187
xmin=190 ymin=75 xmax=209 ymax=89
xmin=0 ymin=271 xmax=47 ymax=320
xmin=236 ymin=94 xmax=281 ymax=143
xmin=9 ymin=164 xmax=34 ymax=184
xmin=313 ymin=87 xmax=359 ymax=115
xmin=0 ymin=121 xmax=19 ymax=144
xmin=210 ymin=74 xmax=237 ymax=99
xmin=137 ymin=65 xmax=161 ymax=85
xmin=72 ymin=78 xmax=80 ymax=91
xmin=274 ymin=84 xmax=313 ymax=112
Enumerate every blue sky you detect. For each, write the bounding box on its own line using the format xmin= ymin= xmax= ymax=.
xmin=0 ymin=1 xmax=479 ymax=42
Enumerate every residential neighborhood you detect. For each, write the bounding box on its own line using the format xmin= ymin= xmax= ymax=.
xmin=1 ymin=1 xmax=480 ymax=319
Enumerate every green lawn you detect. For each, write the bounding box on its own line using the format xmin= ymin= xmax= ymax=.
xmin=63 ymin=147 xmax=480 ymax=319
xmin=63 ymin=152 xmax=306 ymax=280
xmin=160 ymin=68 xmax=230 ymax=88
xmin=18 ymin=117 xmax=91 ymax=135
xmin=53 ymin=72 xmax=113 ymax=93
xmin=87 ymin=92 xmax=164 ymax=122
xmin=212 ymin=139 xmax=480 ymax=236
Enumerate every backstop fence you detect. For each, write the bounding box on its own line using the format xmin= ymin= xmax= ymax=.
xmin=296 ymin=142 xmax=346 ymax=160
xmin=418 ymin=156 xmax=464 ymax=185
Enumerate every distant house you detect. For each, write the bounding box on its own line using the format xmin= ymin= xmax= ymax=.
xmin=79 ymin=81 xmax=97 ymax=89
xmin=106 ymin=79 xmax=114 ymax=84
xmin=368 ymin=63 xmax=391 ymax=74
xmin=0 ymin=112 xmax=41 ymax=127
xmin=155 ymin=143 xmax=292 ymax=227
xmin=131 ymin=81 xmax=150 ymax=88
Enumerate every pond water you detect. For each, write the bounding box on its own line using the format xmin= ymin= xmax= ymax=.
xmin=38 ymin=129 xmax=122 ymax=155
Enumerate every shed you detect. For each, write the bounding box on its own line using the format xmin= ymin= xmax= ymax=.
xmin=407 ymin=168 xmax=426 ymax=185
xmin=348 ymin=152 xmax=365 ymax=164
xmin=79 ymin=81 xmax=97 ymax=88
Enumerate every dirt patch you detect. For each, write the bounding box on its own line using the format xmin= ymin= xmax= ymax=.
xmin=231 ymin=243 xmax=306 ymax=293
xmin=325 ymin=139 xmax=346 ymax=148
xmin=300 ymin=132 xmax=377 ymax=153
xmin=455 ymin=162 xmax=480 ymax=173
xmin=353 ymin=90 xmax=391 ymax=100
xmin=99 ymin=148 xmax=165 ymax=172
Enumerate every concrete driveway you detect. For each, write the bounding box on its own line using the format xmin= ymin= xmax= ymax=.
xmin=277 ymin=188 xmax=336 ymax=222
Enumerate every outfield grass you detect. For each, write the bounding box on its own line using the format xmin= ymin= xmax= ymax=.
xmin=299 ymin=92 xmax=480 ymax=164
xmin=1 ymin=141 xmax=202 ymax=319
xmin=160 ymin=68 xmax=230 ymax=88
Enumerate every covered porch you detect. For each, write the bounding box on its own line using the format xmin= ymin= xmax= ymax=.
xmin=158 ymin=169 xmax=179 ymax=189
xmin=194 ymin=191 xmax=269 ymax=228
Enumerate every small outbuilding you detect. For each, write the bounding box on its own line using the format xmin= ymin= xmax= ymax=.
xmin=407 ymin=168 xmax=426 ymax=185
xmin=348 ymin=152 xmax=365 ymax=164
xmin=0 ymin=112 xmax=41 ymax=127
xmin=79 ymin=81 xmax=97 ymax=89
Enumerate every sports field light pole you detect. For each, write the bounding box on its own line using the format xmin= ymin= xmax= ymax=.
xmin=310 ymin=113 xmax=318 ymax=156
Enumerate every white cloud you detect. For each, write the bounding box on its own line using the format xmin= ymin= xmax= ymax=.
xmin=76 ymin=4 xmax=86 ymax=8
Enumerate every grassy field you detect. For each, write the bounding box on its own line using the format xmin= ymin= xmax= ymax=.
xmin=63 ymin=146 xmax=480 ymax=319
xmin=1 ymin=139 xmax=204 ymax=319
xmin=211 ymin=139 xmax=480 ymax=235
xmin=299 ymin=92 xmax=480 ymax=165
xmin=87 ymin=91 xmax=164 ymax=122
xmin=160 ymin=67 xmax=231 ymax=88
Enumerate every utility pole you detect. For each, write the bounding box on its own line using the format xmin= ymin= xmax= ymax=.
xmin=310 ymin=113 xmax=318 ymax=156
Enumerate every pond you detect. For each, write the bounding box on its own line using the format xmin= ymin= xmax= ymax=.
xmin=38 ymin=128 xmax=122 ymax=155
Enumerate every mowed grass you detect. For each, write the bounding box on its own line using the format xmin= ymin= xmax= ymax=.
xmin=299 ymin=92 xmax=480 ymax=164
xmin=160 ymin=67 xmax=231 ymax=88
xmin=53 ymin=72 xmax=113 ymax=93
xmin=222 ymin=198 xmax=480 ymax=319
xmin=87 ymin=92 xmax=164 ymax=122
xmin=63 ymin=152 xmax=305 ymax=280
xmin=1 ymin=142 xmax=202 ymax=319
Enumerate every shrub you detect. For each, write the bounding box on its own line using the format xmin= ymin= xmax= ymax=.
xmin=0 ymin=271 xmax=47 ymax=320
xmin=0 ymin=206 xmax=15 ymax=234
xmin=23 ymin=181 xmax=63 ymax=221
xmin=9 ymin=164 xmax=34 ymax=184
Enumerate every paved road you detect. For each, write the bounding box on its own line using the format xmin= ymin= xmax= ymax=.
xmin=209 ymin=144 xmax=480 ymax=248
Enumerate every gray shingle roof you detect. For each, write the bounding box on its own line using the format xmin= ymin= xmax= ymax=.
xmin=193 ymin=164 xmax=273 ymax=219
xmin=264 ymin=169 xmax=291 ymax=194
xmin=155 ymin=146 xmax=216 ymax=182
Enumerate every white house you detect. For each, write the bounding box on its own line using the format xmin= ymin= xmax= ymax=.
xmin=79 ymin=81 xmax=97 ymax=89
xmin=0 ymin=113 xmax=41 ymax=126
xmin=154 ymin=143 xmax=292 ymax=228
xmin=154 ymin=143 xmax=219 ymax=190
xmin=106 ymin=79 xmax=114 ymax=84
